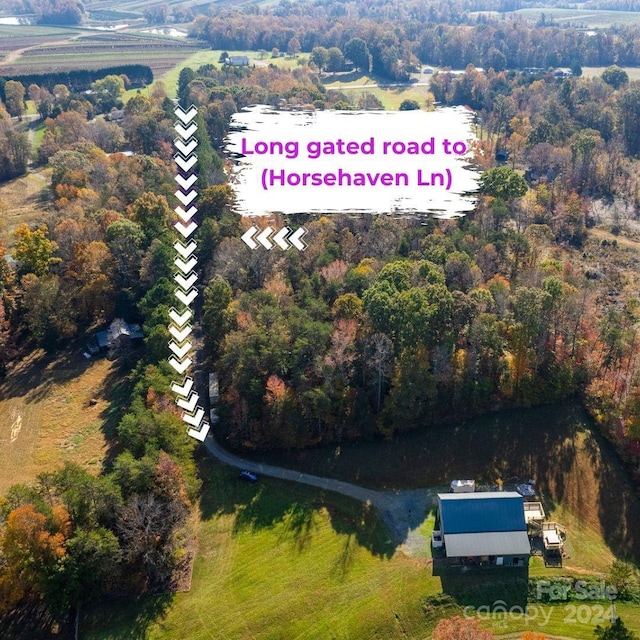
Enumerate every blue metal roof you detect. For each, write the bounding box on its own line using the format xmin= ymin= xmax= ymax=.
xmin=438 ymin=492 xmax=526 ymax=534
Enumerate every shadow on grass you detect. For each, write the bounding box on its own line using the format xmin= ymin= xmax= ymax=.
xmin=435 ymin=564 xmax=529 ymax=608
xmin=0 ymin=342 xmax=95 ymax=404
xmin=320 ymin=70 xmax=371 ymax=86
xmin=196 ymin=455 xmax=395 ymax=559
xmin=0 ymin=603 xmax=71 ymax=640
xmin=245 ymin=400 xmax=640 ymax=564
xmin=97 ymin=354 xmax=140 ymax=470
xmin=81 ymin=594 xmax=174 ymax=640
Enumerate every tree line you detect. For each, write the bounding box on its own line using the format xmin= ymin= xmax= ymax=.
xmin=190 ymin=3 xmax=640 ymax=79
xmin=0 ymin=80 xmax=211 ymax=634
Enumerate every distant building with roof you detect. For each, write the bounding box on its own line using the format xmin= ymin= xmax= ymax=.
xmin=226 ymin=55 xmax=249 ymax=66
xmin=87 ymin=318 xmax=144 ymax=357
xmin=435 ymin=492 xmax=531 ymax=567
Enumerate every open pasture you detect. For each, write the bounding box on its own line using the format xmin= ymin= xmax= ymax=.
xmin=0 ymin=349 xmax=120 ymax=494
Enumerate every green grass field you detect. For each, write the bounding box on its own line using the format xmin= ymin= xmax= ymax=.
xmin=81 ymin=401 xmax=640 ymax=639
xmin=321 ymin=71 xmax=433 ymax=110
xmin=0 ymin=170 xmax=51 ymax=248
xmin=583 ymin=66 xmax=640 ymax=81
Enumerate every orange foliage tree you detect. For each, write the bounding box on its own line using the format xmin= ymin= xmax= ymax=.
xmin=0 ymin=503 xmax=70 ymax=611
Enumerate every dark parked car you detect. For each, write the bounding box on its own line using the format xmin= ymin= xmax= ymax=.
xmin=239 ymin=470 xmax=258 ymax=482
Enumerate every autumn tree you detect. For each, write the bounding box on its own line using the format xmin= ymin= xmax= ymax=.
xmin=129 ymin=191 xmax=172 ymax=243
xmin=116 ymin=453 xmax=192 ymax=590
xmin=91 ymin=75 xmax=125 ymax=113
xmin=0 ymin=296 xmax=11 ymax=373
xmin=13 ymin=224 xmax=60 ymax=277
xmin=105 ymin=218 xmax=145 ymax=287
xmin=28 ymin=83 xmax=55 ymax=119
xmin=620 ymin=88 xmax=640 ymax=157
xmin=399 ymin=99 xmax=420 ymax=110
xmin=0 ymin=122 xmax=30 ymax=180
xmin=0 ymin=503 xmax=70 ymax=611
xmin=311 ymin=46 xmax=329 ymax=71
xmin=65 ymin=240 xmax=116 ymax=320
xmin=3 ymin=81 xmax=25 ymax=118
xmin=143 ymin=2 xmax=169 ymax=24
xmin=327 ymin=47 xmax=345 ymax=72
xmin=287 ymin=37 xmax=301 ymax=57
xmin=480 ymin=166 xmax=527 ymax=201
xmin=202 ymin=278 xmax=233 ymax=360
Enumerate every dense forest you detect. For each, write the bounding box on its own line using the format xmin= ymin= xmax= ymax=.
xmin=2 ymin=0 xmax=640 ymax=630
xmin=192 ymin=1 xmax=640 ymax=79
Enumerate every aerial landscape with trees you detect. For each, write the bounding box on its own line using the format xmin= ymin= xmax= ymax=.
xmin=1 ymin=0 xmax=640 ymax=638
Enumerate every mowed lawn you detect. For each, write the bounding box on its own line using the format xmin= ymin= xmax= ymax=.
xmin=82 ymin=419 xmax=640 ymax=639
xmin=83 ymin=462 xmax=451 ymax=640
xmin=583 ymin=66 xmax=640 ymax=81
xmin=0 ymin=348 xmax=122 ymax=493
xmin=323 ymin=72 xmax=434 ymax=110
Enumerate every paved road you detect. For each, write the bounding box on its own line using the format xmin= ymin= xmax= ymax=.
xmin=203 ymin=434 xmax=441 ymax=546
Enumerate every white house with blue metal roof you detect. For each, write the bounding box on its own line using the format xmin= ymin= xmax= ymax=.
xmin=436 ymin=492 xmax=531 ymax=566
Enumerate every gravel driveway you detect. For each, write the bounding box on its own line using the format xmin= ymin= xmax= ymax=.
xmin=204 ymin=435 xmax=443 ymax=551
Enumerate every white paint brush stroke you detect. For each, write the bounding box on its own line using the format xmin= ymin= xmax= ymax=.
xmin=225 ymin=105 xmax=480 ymax=218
